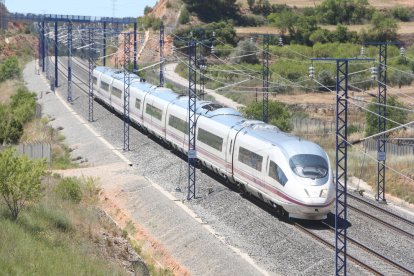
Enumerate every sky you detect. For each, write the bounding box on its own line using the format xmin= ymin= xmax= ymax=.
xmin=6 ymin=0 xmax=158 ymax=18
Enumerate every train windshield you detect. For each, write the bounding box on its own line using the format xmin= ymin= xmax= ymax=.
xmin=289 ymin=154 xmax=328 ymax=179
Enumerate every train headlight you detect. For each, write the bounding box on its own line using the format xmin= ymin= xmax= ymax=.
xmin=304 ymin=189 xmax=310 ymax=197
xmin=320 ymin=189 xmax=328 ymax=198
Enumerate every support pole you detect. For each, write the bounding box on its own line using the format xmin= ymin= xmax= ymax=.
xmin=377 ymin=44 xmax=387 ymax=202
xmin=133 ymin=22 xmax=138 ymax=73
xmin=160 ymin=23 xmax=165 ymax=87
xmin=37 ymin=22 xmax=42 ymax=69
xmin=41 ymin=21 xmax=45 ymax=72
xmin=262 ymin=35 xmax=269 ymax=123
xmin=187 ymin=40 xmax=197 ymax=200
xmin=88 ymin=28 xmax=94 ymax=122
xmin=335 ymin=60 xmax=349 ymax=276
xmin=54 ymin=21 xmax=58 ymax=88
xmin=312 ymin=56 xmax=373 ymax=276
xmin=67 ymin=21 xmax=73 ymax=102
xmin=103 ymin=21 xmax=107 ymax=66
xmin=45 ymin=24 xmax=50 ymax=80
xmin=123 ymin=32 xmax=131 ymax=151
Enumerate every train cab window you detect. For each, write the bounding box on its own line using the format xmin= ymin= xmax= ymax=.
xmin=269 ymin=161 xmax=288 ymax=186
xmin=169 ymin=115 xmax=188 ymax=134
xmin=93 ymin=76 xmax=98 ymax=85
xmin=101 ymin=81 xmax=110 ymax=92
xmin=135 ymin=99 xmax=141 ymax=110
xmin=289 ymin=154 xmax=328 ymax=180
xmin=146 ymin=104 xmax=162 ymax=120
xmin=197 ymin=128 xmax=223 ymax=151
xmin=238 ymin=146 xmax=263 ymax=171
xmin=112 ymin=87 xmax=122 ymax=99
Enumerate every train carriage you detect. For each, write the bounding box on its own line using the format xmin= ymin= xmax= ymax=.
xmin=93 ymin=66 xmax=335 ymax=220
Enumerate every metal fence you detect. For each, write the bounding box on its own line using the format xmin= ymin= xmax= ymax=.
xmin=363 ymin=139 xmax=414 ymax=156
xmin=0 ymin=143 xmax=51 ymax=163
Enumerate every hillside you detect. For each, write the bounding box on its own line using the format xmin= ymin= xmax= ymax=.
xmin=237 ymin=0 xmax=414 ymax=9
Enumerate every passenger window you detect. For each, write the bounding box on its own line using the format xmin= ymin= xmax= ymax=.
xmin=146 ymin=104 xmax=162 ymax=120
xmin=269 ymin=161 xmax=288 ymax=186
xmin=169 ymin=115 xmax=188 ymax=134
xmin=238 ymin=146 xmax=263 ymax=172
xmin=197 ymin=128 xmax=223 ymax=151
xmin=112 ymin=87 xmax=122 ymax=99
xmin=229 ymin=140 xmax=233 ymax=154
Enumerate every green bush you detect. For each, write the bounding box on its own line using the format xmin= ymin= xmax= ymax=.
xmin=0 ymin=57 xmax=20 ymax=82
xmin=241 ymin=100 xmax=292 ymax=132
xmin=179 ymin=6 xmax=190 ymax=25
xmin=55 ymin=177 xmax=83 ymax=203
xmin=365 ymin=96 xmax=408 ymax=136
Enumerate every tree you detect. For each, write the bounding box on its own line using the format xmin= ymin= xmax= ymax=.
xmin=241 ymin=101 xmax=293 ymax=132
xmin=369 ymin=11 xmax=398 ymax=41
xmin=232 ymin=39 xmax=259 ymax=64
xmin=179 ymin=6 xmax=190 ymax=25
xmin=143 ymin=5 xmax=152 ymax=15
xmin=247 ymin=0 xmax=255 ymax=10
xmin=182 ymin=0 xmax=240 ymax=22
xmin=317 ymin=0 xmax=373 ymax=24
xmin=0 ymin=148 xmax=45 ymax=220
xmin=365 ymin=96 xmax=408 ymax=136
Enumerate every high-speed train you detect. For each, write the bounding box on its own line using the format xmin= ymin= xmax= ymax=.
xmin=93 ymin=66 xmax=335 ymax=220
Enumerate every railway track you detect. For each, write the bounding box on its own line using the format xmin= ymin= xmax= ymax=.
xmin=294 ymin=221 xmax=413 ymax=275
xmin=50 ymin=57 xmax=414 ymax=275
xmin=347 ymin=192 xmax=414 ymax=232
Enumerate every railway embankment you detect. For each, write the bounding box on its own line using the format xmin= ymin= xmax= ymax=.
xmin=24 ymin=59 xmax=266 ymax=275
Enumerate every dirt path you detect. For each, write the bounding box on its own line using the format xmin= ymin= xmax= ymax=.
xmin=164 ymin=63 xmax=245 ymax=109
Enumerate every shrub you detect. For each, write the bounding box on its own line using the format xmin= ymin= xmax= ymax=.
xmin=365 ymin=96 xmax=408 ymax=136
xmin=0 ymin=148 xmax=45 ymax=220
xmin=392 ymin=7 xmax=412 ymax=22
xmin=0 ymin=57 xmax=20 ymax=82
xmin=241 ymin=100 xmax=292 ymax=132
xmin=55 ymin=177 xmax=82 ymax=203
xmin=179 ymin=6 xmax=190 ymax=25
xmin=232 ymin=39 xmax=259 ymax=64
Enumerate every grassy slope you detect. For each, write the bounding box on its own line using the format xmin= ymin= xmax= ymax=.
xmin=0 ymin=186 xmax=127 ymax=275
xmin=237 ymin=0 xmax=414 ymax=8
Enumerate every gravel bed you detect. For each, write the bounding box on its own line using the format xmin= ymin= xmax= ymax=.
xmin=48 ymin=59 xmax=414 ymax=275
xmin=347 ymin=191 xmax=414 ymax=235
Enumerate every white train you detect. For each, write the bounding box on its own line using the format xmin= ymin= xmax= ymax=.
xmin=93 ymin=66 xmax=335 ymax=220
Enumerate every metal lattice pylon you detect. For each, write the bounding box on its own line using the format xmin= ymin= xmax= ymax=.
xmin=160 ymin=23 xmax=165 ymax=87
xmin=54 ymin=21 xmax=58 ymax=88
xmin=41 ymin=21 xmax=45 ymax=72
xmin=103 ymin=22 xmax=107 ymax=66
xmin=377 ymin=44 xmax=387 ymax=202
xmin=88 ymin=28 xmax=94 ymax=122
xmin=335 ymin=60 xmax=349 ymax=275
xmin=123 ymin=32 xmax=131 ymax=151
xmin=262 ymin=35 xmax=269 ymax=123
xmin=187 ymin=40 xmax=197 ymax=200
xmin=67 ymin=21 xmax=73 ymax=102
xmin=133 ymin=22 xmax=138 ymax=73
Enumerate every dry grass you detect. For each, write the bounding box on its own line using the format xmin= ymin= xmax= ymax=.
xmin=321 ymin=21 xmax=414 ymax=34
xmin=237 ymin=0 xmax=414 ymax=8
xmin=237 ymin=22 xmax=414 ymax=35
xmin=0 ymin=80 xmax=20 ymax=104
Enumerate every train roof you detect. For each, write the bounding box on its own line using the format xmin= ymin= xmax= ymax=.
xmin=95 ymin=66 xmax=156 ymax=92
xmin=244 ymin=125 xmax=326 ymax=158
